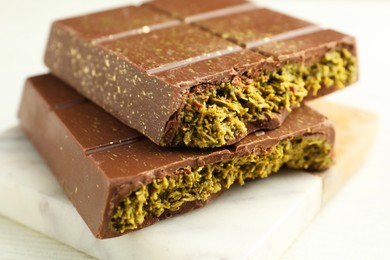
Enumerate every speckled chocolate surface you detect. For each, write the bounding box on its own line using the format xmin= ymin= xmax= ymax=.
xmin=44 ymin=0 xmax=356 ymax=146
xmin=19 ymin=74 xmax=335 ymax=238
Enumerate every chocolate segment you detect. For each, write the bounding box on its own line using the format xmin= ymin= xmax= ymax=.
xmin=194 ymin=8 xmax=316 ymax=48
xmin=44 ymin=0 xmax=357 ymax=148
xmin=147 ymin=0 xmax=252 ymax=22
xmin=99 ymin=24 xmax=240 ymax=73
xmin=58 ymin=5 xmax=179 ymax=41
xmin=19 ymin=74 xmax=335 ymax=239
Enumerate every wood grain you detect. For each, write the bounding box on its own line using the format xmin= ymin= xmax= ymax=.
xmin=309 ymin=100 xmax=378 ymax=204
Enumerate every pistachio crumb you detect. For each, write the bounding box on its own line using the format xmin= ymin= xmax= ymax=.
xmin=167 ymin=49 xmax=356 ymax=148
xmin=111 ymin=137 xmax=332 ymax=233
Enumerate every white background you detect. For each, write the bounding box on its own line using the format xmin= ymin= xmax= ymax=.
xmin=1 ymin=0 xmax=390 ymax=259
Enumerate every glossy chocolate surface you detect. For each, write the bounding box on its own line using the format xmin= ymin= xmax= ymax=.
xmin=44 ymin=0 xmax=354 ymax=146
xmin=19 ymin=74 xmax=334 ymax=238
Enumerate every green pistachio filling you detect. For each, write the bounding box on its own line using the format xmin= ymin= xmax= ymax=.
xmin=171 ymin=48 xmax=356 ymax=148
xmin=111 ymin=137 xmax=332 ymax=233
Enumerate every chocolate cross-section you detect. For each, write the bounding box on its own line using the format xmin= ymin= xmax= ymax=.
xmin=19 ymin=74 xmax=335 ymax=238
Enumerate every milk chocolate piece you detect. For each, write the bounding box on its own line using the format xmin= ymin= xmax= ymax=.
xmin=19 ymin=74 xmax=335 ymax=239
xmin=44 ymin=0 xmax=356 ymax=148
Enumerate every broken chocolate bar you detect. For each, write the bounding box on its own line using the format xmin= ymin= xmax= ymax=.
xmin=19 ymin=74 xmax=335 ymax=239
xmin=44 ymin=0 xmax=356 ymax=149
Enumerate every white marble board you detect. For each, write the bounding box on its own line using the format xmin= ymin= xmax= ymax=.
xmin=0 ymin=101 xmax=377 ymax=259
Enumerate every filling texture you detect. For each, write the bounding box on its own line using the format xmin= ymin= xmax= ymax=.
xmin=170 ymin=48 xmax=356 ymax=148
xmin=111 ymin=137 xmax=332 ymax=233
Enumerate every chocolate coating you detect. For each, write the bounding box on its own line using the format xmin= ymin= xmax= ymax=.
xmin=147 ymin=0 xmax=251 ymax=21
xmin=195 ymin=8 xmax=314 ymax=47
xmin=59 ymin=5 xmax=177 ymax=40
xmin=44 ymin=0 xmax=354 ymax=147
xmin=19 ymin=74 xmax=335 ymax=238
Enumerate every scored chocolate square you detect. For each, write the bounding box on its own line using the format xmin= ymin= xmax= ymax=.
xmin=45 ymin=0 xmax=357 ymax=149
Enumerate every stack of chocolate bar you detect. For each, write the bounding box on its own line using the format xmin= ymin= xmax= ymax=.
xmin=18 ymin=0 xmax=357 ymax=239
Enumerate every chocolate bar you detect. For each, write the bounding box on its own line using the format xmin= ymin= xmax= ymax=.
xmin=19 ymin=74 xmax=335 ymax=239
xmin=44 ymin=0 xmax=356 ymax=149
